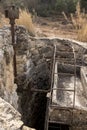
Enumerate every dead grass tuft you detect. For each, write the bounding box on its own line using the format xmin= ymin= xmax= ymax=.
xmin=77 ymin=24 xmax=87 ymax=42
xmin=62 ymin=2 xmax=87 ymax=42
xmin=16 ymin=9 xmax=35 ymax=36
xmin=71 ymin=2 xmax=87 ymax=42
xmin=0 ymin=13 xmax=9 ymax=27
xmin=0 ymin=9 xmax=35 ymax=36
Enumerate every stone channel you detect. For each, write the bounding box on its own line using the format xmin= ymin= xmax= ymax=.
xmin=0 ymin=26 xmax=87 ymax=130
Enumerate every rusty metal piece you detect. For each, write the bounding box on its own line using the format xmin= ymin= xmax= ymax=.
xmin=5 ymin=5 xmax=19 ymax=80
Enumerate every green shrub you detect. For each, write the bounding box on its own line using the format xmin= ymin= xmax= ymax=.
xmin=81 ymin=0 xmax=87 ymax=10
xmin=36 ymin=4 xmax=52 ymax=17
xmin=55 ymin=0 xmax=79 ymax=13
xmin=0 ymin=0 xmax=81 ymax=16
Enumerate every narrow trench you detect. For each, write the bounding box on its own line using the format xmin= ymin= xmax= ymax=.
xmin=17 ymin=80 xmax=48 ymax=130
xmin=17 ymin=65 xmax=75 ymax=130
xmin=17 ymin=72 xmax=71 ymax=130
xmin=20 ymin=92 xmax=47 ymax=130
xmin=16 ymin=48 xmax=53 ymax=130
xmin=31 ymin=93 xmax=47 ymax=130
xmin=16 ymin=43 xmax=85 ymax=130
xmin=26 ymin=92 xmax=47 ymax=130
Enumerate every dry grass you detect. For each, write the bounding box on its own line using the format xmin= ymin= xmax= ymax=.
xmin=77 ymin=24 xmax=87 ymax=42
xmin=62 ymin=2 xmax=87 ymax=42
xmin=0 ymin=13 xmax=9 ymax=27
xmin=62 ymin=12 xmax=69 ymax=23
xmin=0 ymin=9 xmax=35 ymax=36
xmin=16 ymin=9 xmax=35 ymax=36
xmin=71 ymin=2 xmax=87 ymax=42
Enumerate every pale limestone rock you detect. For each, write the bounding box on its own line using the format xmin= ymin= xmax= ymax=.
xmin=22 ymin=126 xmax=36 ymax=130
xmin=0 ymin=28 xmax=18 ymax=109
xmin=0 ymin=97 xmax=23 ymax=130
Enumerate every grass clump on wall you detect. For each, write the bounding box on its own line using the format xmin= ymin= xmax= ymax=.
xmin=71 ymin=2 xmax=87 ymax=42
xmin=0 ymin=9 xmax=35 ymax=36
xmin=16 ymin=9 xmax=35 ymax=36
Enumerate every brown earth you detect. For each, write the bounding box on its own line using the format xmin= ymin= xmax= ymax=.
xmin=35 ymin=16 xmax=77 ymax=40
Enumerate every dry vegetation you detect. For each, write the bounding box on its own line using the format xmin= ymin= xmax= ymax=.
xmin=0 ymin=9 xmax=35 ymax=36
xmin=71 ymin=2 xmax=87 ymax=42
xmin=62 ymin=2 xmax=87 ymax=42
xmin=16 ymin=9 xmax=35 ymax=36
xmin=0 ymin=2 xmax=87 ymax=42
xmin=0 ymin=13 xmax=9 ymax=27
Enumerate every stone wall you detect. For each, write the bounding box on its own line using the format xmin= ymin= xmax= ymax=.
xmin=0 ymin=26 xmax=36 ymax=130
xmin=0 ymin=27 xmax=18 ymax=109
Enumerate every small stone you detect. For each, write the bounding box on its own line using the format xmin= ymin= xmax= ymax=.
xmin=22 ymin=126 xmax=36 ymax=130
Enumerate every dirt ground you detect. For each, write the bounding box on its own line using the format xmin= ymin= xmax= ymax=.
xmin=35 ymin=16 xmax=77 ymax=40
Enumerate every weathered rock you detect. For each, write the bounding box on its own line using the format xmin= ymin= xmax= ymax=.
xmin=14 ymin=26 xmax=87 ymax=130
xmin=0 ymin=25 xmax=36 ymax=130
xmin=22 ymin=126 xmax=36 ymax=130
xmin=0 ymin=97 xmax=23 ymax=130
xmin=0 ymin=27 xmax=18 ymax=109
xmin=1 ymin=26 xmax=87 ymax=130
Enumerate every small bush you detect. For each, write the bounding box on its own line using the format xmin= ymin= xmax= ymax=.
xmin=0 ymin=13 xmax=9 ymax=28
xmin=36 ymin=4 xmax=50 ymax=17
xmin=62 ymin=2 xmax=87 ymax=42
xmin=78 ymin=24 xmax=87 ymax=42
xmin=81 ymin=0 xmax=87 ymax=11
xmin=16 ymin=9 xmax=35 ymax=36
xmin=71 ymin=2 xmax=87 ymax=42
xmin=0 ymin=9 xmax=35 ymax=36
xmin=55 ymin=0 xmax=79 ymax=13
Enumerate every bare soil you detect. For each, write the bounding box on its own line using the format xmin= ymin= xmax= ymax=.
xmin=35 ymin=16 xmax=77 ymax=40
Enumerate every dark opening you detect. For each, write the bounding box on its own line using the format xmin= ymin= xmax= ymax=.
xmin=49 ymin=123 xmax=69 ymax=130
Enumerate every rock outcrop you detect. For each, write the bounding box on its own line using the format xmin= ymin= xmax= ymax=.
xmin=22 ymin=126 xmax=35 ymax=130
xmin=0 ymin=25 xmax=87 ymax=130
xmin=0 ymin=97 xmax=23 ymax=130
xmin=0 ymin=26 xmax=36 ymax=130
xmin=0 ymin=27 xmax=18 ymax=109
xmin=15 ymin=27 xmax=87 ymax=130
